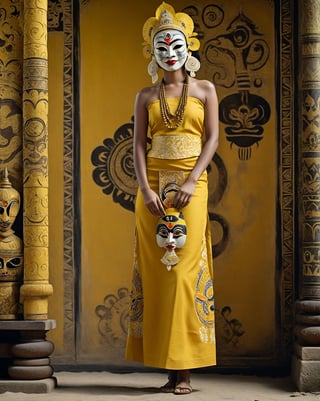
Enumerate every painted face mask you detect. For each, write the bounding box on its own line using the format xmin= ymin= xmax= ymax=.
xmin=0 ymin=253 xmax=23 ymax=281
xmin=0 ymin=172 xmax=20 ymax=235
xmin=153 ymin=29 xmax=188 ymax=72
xmin=0 ymin=169 xmax=23 ymax=282
xmin=156 ymin=208 xmax=187 ymax=271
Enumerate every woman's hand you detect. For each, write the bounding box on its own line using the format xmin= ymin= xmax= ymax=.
xmin=172 ymin=180 xmax=196 ymax=210
xmin=141 ymin=188 xmax=166 ymax=217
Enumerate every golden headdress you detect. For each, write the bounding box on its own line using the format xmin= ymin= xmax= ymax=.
xmin=142 ymin=2 xmax=200 ymax=58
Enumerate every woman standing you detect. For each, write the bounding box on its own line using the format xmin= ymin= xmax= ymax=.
xmin=126 ymin=2 xmax=219 ymax=395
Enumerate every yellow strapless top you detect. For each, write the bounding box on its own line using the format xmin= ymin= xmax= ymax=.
xmin=147 ymin=97 xmax=205 ymax=159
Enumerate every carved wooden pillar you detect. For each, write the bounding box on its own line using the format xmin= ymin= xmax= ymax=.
xmin=0 ymin=0 xmax=55 ymax=386
xmin=20 ymin=0 xmax=53 ymax=320
xmin=0 ymin=1 xmax=24 ymax=319
xmin=0 ymin=1 xmax=23 ymax=185
xmin=292 ymin=0 xmax=320 ymax=392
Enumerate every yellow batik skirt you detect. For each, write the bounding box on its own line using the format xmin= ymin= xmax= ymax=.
xmin=126 ymin=156 xmax=216 ymax=370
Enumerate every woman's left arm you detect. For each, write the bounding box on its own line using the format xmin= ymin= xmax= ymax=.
xmin=173 ymin=81 xmax=219 ymax=210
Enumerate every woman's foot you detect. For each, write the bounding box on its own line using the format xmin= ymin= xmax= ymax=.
xmin=174 ymin=369 xmax=192 ymax=395
xmin=160 ymin=370 xmax=177 ymax=393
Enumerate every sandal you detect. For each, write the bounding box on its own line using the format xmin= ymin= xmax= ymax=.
xmin=174 ymin=384 xmax=192 ymax=395
xmin=174 ymin=370 xmax=192 ymax=395
xmin=160 ymin=370 xmax=177 ymax=393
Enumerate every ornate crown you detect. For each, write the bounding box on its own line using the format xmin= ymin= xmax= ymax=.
xmin=142 ymin=2 xmax=200 ymax=58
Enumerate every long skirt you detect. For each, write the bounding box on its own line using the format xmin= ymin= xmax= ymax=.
xmin=125 ymin=156 xmax=216 ymax=370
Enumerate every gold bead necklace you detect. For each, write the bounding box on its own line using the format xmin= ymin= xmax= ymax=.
xmin=159 ymin=75 xmax=189 ymax=129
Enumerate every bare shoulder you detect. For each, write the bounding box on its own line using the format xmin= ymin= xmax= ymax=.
xmin=192 ymin=78 xmax=216 ymax=94
xmin=136 ymin=85 xmax=159 ymax=107
xmin=189 ymin=78 xmax=217 ymax=104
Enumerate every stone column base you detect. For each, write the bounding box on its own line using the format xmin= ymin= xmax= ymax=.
xmin=0 ymin=377 xmax=56 ymax=394
xmin=292 ymin=343 xmax=320 ymax=392
xmin=0 ymin=319 xmax=56 ymax=393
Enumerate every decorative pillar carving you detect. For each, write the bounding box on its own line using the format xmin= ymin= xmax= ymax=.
xmin=0 ymin=169 xmax=23 ymax=320
xmin=0 ymin=0 xmax=23 ymax=318
xmin=0 ymin=0 xmax=23 ymax=189
xmin=292 ymin=0 xmax=320 ymax=392
xmin=0 ymin=1 xmax=55 ymax=387
xmin=20 ymin=0 xmax=53 ymax=320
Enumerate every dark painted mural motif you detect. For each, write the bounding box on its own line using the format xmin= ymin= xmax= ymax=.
xmin=95 ymin=288 xmax=130 ymax=347
xmin=48 ymin=0 xmax=63 ymax=31
xmin=95 ymin=287 xmax=243 ymax=348
xmin=184 ymin=5 xmax=271 ymax=160
xmin=91 ymin=118 xmax=138 ymax=212
xmin=91 ymin=119 xmax=229 ymax=256
xmin=0 ymin=99 xmax=22 ymax=164
xmin=217 ymin=306 xmax=245 ymax=345
xmin=207 ymin=153 xmax=228 ymax=257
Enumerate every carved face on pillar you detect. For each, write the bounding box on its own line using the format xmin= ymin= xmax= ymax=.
xmin=0 ymin=169 xmax=23 ymax=281
xmin=0 ymin=170 xmax=20 ymax=235
xmin=0 ymin=250 xmax=23 ymax=281
xmin=0 ymin=197 xmax=20 ymax=234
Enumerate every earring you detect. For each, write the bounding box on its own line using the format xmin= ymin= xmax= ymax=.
xmin=148 ymin=56 xmax=159 ymax=84
xmin=185 ymin=53 xmax=200 ymax=77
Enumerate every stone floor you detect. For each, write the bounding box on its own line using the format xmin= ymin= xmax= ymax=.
xmin=1 ymin=371 xmax=320 ymax=400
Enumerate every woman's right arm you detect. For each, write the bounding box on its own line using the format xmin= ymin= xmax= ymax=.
xmin=134 ymin=90 xmax=166 ymax=217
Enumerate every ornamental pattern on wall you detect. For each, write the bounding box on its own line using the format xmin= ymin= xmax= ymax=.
xmin=183 ymin=4 xmax=271 ymax=160
xmin=91 ymin=118 xmax=229 ymax=257
xmin=95 ymin=287 xmax=244 ymax=349
xmin=91 ymin=118 xmax=138 ymax=212
xmin=95 ymin=288 xmax=130 ymax=348
xmin=57 ymin=0 xmax=295 ymax=366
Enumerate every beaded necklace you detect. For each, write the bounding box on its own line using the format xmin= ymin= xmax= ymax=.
xmin=159 ymin=75 xmax=189 ymax=129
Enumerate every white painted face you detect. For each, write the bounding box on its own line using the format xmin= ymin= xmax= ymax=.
xmin=153 ymin=29 xmax=188 ymax=72
xmin=156 ymin=212 xmax=187 ymax=250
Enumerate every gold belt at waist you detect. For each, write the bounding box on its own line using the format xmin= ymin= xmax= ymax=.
xmin=147 ymin=135 xmax=202 ymax=159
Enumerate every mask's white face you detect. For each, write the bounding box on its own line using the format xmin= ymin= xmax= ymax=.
xmin=156 ymin=213 xmax=187 ymax=250
xmin=153 ymin=29 xmax=188 ymax=72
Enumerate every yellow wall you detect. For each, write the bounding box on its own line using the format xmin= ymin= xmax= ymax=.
xmin=197 ymin=0 xmax=276 ymax=357
xmin=79 ymin=0 xmax=276 ymax=365
xmin=47 ymin=0 xmax=277 ymax=366
xmin=79 ymin=0 xmax=139 ymax=364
